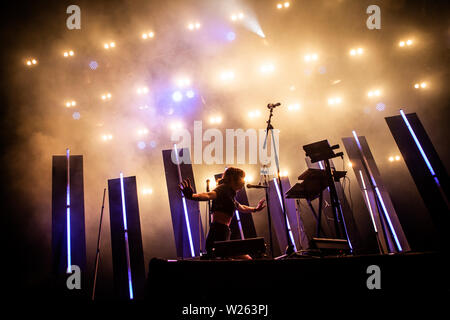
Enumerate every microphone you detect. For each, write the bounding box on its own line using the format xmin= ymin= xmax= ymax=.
xmin=267 ymin=102 xmax=281 ymax=109
xmin=206 ymin=179 xmax=210 ymax=192
xmin=247 ymin=184 xmax=268 ymax=189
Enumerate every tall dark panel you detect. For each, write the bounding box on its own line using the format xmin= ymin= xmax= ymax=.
xmin=386 ymin=112 xmax=449 ymax=250
xmin=108 ymin=175 xmax=145 ymax=300
xmin=268 ymin=177 xmax=301 ymax=254
xmin=51 ymin=154 xmax=86 ymax=293
xmin=162 ymin=148 xmax=204 ymax=258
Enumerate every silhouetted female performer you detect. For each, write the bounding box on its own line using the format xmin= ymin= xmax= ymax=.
xmin=179 ymin=167 xmax=265 ymax=259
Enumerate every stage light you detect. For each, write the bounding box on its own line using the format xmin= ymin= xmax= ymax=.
xmin=260 ymin=63 xmax=275 ymax=74
xmin=284 ymin=2 xmax=290 ymax=8
xmin=244 ymin=175 xmax=253 ymax=183
xmin=248 ymin=110 xmax=261 ymax=118
xmin=420 ymin=82 xmax=427 ymax=88
xmin=348 ymin=162 xmax=353 ymax=168
xmin=395 ymin=155 xmax=401 ymax=161
xmin=172 ymin=91 xmax=183 ymax=102
xmin=89 ymin=61 xmax=98 ymax=70
xmin=226 ymin=31 xmax=236 ymax=41
xmin=72 ymin=112 xmax=80 ymax=120
xmin=209 ymin=178 xmax=217 ymax=189
xmin=26 ymin=60 xmax=32 ymax=65
xmin=220 ymin=70 xmax=235 ymax=81
xmin=368 ymin=89 xmax=381 ymax=97
xmin=287 ymin=103 xmax=300 ymax=111
xmin=137 ymin=87 xmax=149 ymax=95
xmin=101 ymin=93 xmax=112 ymax=100
xmin=406 ymin=39 xmax=413 ymax=46
xmin=32 ymin=59 xmax=37 ymax=64
xmin=188 ymin=22 xmax=201 ymax=30
xmin=399 ymin=41 xmax=405 ymax=47
xmin=64 ymin=52 xmax=68 ymax=57
xmin=289 ymin=85 xmax=296 ymax=91
xmin=414 ymin=83 xmax=419 ymax=89
xmin=277 ymin=3 xmax=283 ymax=9
xmin=186 ymin=90 xmax=195 ymax=98
xmin=142 ymin=188 xmax=153 ymax=195
xmin=376 ymin=103 xmax=386 ymax=111
xmin=65 ymin=100 xmax=76 ymax=107
xmin=138 ymin=104 xmax=149 ymax=110
xmin=142 ymin=31 xmax=155 ymax=39
xmin=209 ymin=116 xmax=222 ymax=124
xmin=104 ymin=42 xmax=115 ymax=49
xmin=175 ymin=77 xmax=191 ymax=88
xmin=102 ymin=134 xmax=113 ymax=141
xmin=328 ymin=97 xmax=342 ymax=105
xmin=350 ymin=48 xmax=363 ymax=56
xmin=281 ymin=170 xmax=289 ymax=177
xmin=304 ymin=54 xmax=318 ymax=62
xmin=231 ymin=13 xmax=244 ymax=22
xmin=138 ymin=128 xmax=149 ymax=136
xmin=414 ymin=82 xmax=427 ymax=89
xmin=64 ymin=50 xmax=74 ymax=57
xmin=389 ymin=156 xmax=394 ymax=162
xmin=169 ymin=121 xmax=183 ymax=131
xmin=137 ymin=141 xmax=146 ymax=149
xmin=26 ymin=58 xmax=37 ymax=66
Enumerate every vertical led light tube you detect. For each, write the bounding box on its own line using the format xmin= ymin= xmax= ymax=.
xmin=119 ymin=172 xmax=134 ymax=300
xmin=273 ymin=178 xmax=297 ymax=251
xmin=234 ymin=210 xmax=245 ymax=239
xmin=399 ymin=109 xmax=441 ymax=187
xmin=352 ymin=131 xmax=403 ymax=251
xmin=173 ymin=144 xmax=195 ymax=258
xmin=66 ymin=148 xmax=72 ymax=274
xmin=359 ymin=170 xmax=378 ymax=233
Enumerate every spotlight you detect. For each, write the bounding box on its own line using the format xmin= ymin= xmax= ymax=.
xmin=175 ymin=77 xmax=191 ymax=88
xmin=304 ymin=53 xmax=318 ymax=62
xmin=395 ymin=155 xmax=401 ymax=161
xmin=328 ymin=97 xmax=342 ymax=105
xmin=26 ymin=58 xmax=38 ymax=66
xmin=102 ymin=134 xmax=113 ymax=141
xmin=248 ymin=110 xmax=261 ymax=118
xmin=72 ymin=112 xmax=81 ymax=120
xmin=64 ymin=50 xmax=74 ymax=57
xmin=220 ymin=70 xmax=235 ymax=81
xmin=172 ymin=91 xmax=183 ymax=102
xmin=348 ymin=162 xmax=353 ymax=168
xmin=169 ymin=121 xmax=183 ymax=131
xmin=104 ymin=42 xmax=115 ymax=49
xmin=32 ymin=59 xmax=37 ymax=64
xmin=244 ymin=175 xmax=254 ymax=183
xmin=284 ymin=2 xmax=290 ymax=8
xmin=138 ymin=128 xmax=149 ymax=136
xmin=64 ymin=52 xmax=68 ymax=57
xmin=406 ymin=39 xmax=413 ymax=46
xmin=231 ymin=13 xmax=244 ymax=22
xmin=209 ymin=116 xmax=222 ymax=124
xmin=420 ymin=82 xmax=427 ymax=88
xmin=277 ymin=3 xmax=283 ymax=9
xmin=137 ymin=87 xmax=149 ymax=95
xmin=186 ymin=90 xmax=195 ymax=98
xmin=137 ymin=141 xmax=146 ymax=149
xmin=350 ymin=48 xmax=363 ymax=56
xmin=399 ymin=41 xmax=405 ymax=47
xmin=260 ymin=64 xmax=275 ymax=74
xmin=368 ymin=89 xmax=381 ymax=98
xmin=388 ymin=156 xmax=394 ymax=162
xmin=188 ymin=22 xmax=201 ymax=30
xmin=142 ymin=188 xmax=153 ymax=195
xmin=142 ymin=31 xmax=155 ymax=39
xmin=414 ymin=83 xmax=420 ymax=89
xmin=101 ymin=93 xmax=112 ymax=100
xmin=281 ymin=170 xmax=289 ymax=177
xmin=287 ymin=103 xmax=300 ymax=111
xmin=65 ymin=100 xmax=76 ymax=107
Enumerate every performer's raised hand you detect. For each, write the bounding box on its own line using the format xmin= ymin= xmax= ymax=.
xmin=254 ymin=198 xmax=266 ymax=212
xmin=179 ymin=178 xmax=194 ymax=199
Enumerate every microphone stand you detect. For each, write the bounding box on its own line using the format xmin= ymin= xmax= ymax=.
xmin=92 ymin=188 xmax=106 ymax=301
xmin=263 ymin=104 xmax=295 ymax=256
xmin=261 ymin=171 xmax=274 ymax=258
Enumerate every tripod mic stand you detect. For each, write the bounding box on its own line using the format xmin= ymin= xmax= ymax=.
xmin=263 ymin=103 xmax=295 ymax=256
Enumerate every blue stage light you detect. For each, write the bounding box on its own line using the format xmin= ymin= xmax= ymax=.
xmin=186 ymin=90 xmax=195 ymax=99
xmin=89 ymin=61 xmax=98 ymax=70
xmin=150 ymin=141 xmax=157 ymax=148
xmin=172 ymin=91 xmax=183 ymax=102
xmin=376 ymin=103 xmax=386 ymax=111
xmin=226 ymin=31 xmax=236 ymax=41
xmin=72 ymin=112 xmax=81 ymax=120
xmin=137 ymin=141 xmax=146 ymax=149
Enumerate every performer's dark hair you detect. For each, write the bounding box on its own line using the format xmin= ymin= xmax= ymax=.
xmin=217 ymin=167 xmax=245 ymax=186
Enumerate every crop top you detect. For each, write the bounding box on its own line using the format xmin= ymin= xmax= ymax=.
xmin=211 ymin=183 xmax=239 ymax=217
